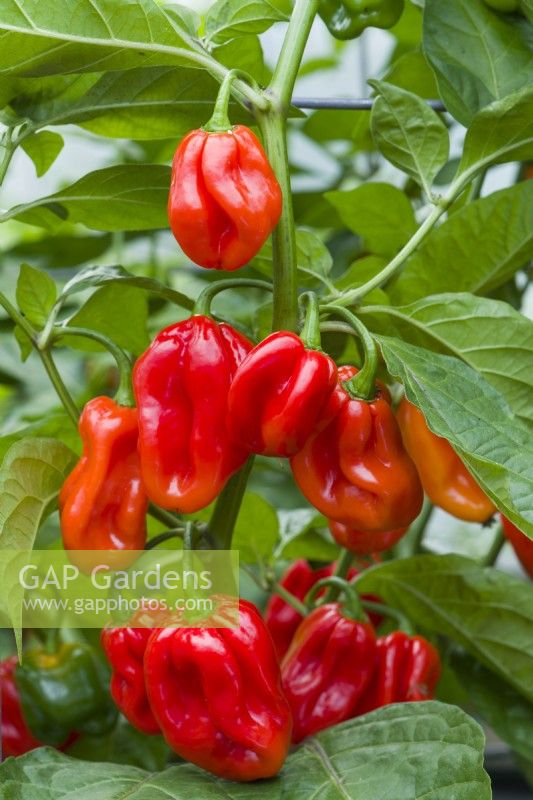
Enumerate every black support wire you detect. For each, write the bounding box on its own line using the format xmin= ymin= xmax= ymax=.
xmin=291 ymin=97 xmax=446 ymax=111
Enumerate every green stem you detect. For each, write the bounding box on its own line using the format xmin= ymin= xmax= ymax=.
xmin=208 ymin=457 xmax=254 ymax=549
xmin=323 ymin=548 xmax=354 ymax=603
xmin=145 ymin=529 xmax=184 ymax=550
xmin=193 ymin=279 xmax=272 ymax=317
xmin=361 ymin=599 xmax=414 ymax=634
xmin=39 ymin=349 xmax=79 ymax=426
xmin=204 ymin=70 xmax=259 ymax=132
xmin=272 ymin=583 xmax=308 ymax=616
xmin=393 ymin=498 xmax=433 ymax=559
xmin=269 ymin=0 xmax=321 ymax=108
xmin=306 ymin=576 xmax=365 ymax=621
xmin=0 ymin=128 xmax=15 ymax=186
xmin=148 ymin=503 xmax=182 ymax=529
xmin=299 ymin=292 xmax=322 ymax=350
xmin=321 ymin=305 xmax=378 ymax=399
xmin=480 ymin=523 xmax=505 ymax=567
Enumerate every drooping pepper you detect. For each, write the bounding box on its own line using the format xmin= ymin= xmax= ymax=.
xmin=133 ymin=316 xmax=252 ymax=513
xmin=227 ymin=331 xmax=342 ymax=457
xmin=319 ymin=0 xmax=404 ymax=40
xmin=265 ymin=559 xmax=381 ymax=660
xmin=15 ymin=642 xmax=117 ymax=746
xmin=101 ymin=607 xmax=169 ymax=735
xmin=0 ymin=656 xmax=45 ymax=757
xmin=168 ymin=125 xmax=282 ymax=271
xmin=144 ymin=597 xmax=292 ymax=781
xmin=60 ymin=396 xmax=147 ymax=570
xmin=356 ymin=631 xmax=441 ymax=716
xmin=396 ymin=398 xmax=495 ymax=523
xmin=329 ymin=519 xmax=407 ymax=555
xmin=501 ymin=514 xmax=533 ymax=578
xmin=291 ymin=366 xmax=423 ymax=531
xmin=281 ymin=602 xmax=376 ymax=743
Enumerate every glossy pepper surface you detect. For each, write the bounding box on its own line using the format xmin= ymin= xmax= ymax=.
xmin=15 ymin=643 xmax=117 ymax=746
xmin=0 ymin=656 xmax=45 ymax=757
xmin=291 ymin=366 xmax=423 ymax=531
xmin=281 ymin=603 xmax=376 ymax=743
xmin=319 ymin=0 xmax=404 ymax=40
xmin=357 ymin=632 xmax=441 ymax=715
xmin=101 ymin=607 xmax=168 ymax=735
xmin=144 ymin=597 xmax=292 ymax=781
xmin=60 ymin=396 xmax=147 ymax=568
xmin=397 ymin=399 xmax=495 ymax=523
xmin=501 ymin=515 xmax=533 ymax=578
xmin=133 ymin=316 xmax=252 ymax=513
xmin=329 ymin=519 xmax=407 ymax=555
xmin=227 ymin=331 xmax=341 ymax=456
xmin=168 ymin=126 xmax=282 ymax=271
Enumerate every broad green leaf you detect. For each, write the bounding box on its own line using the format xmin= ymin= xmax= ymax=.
xmin=391 ymin=182 xmax=533 ymax=302
xmin=9 ymin=233 xmax=112 ymax=270
xmin=325 ymin=183 xmax=417 ymax=257
xmin=383 ymin=50 xmax=438 ymax=99
xmin=0 ymin=165 xmax=171 ymax=231
xmin=67 ymin=284 xmax=150 ymax=356
xmin=0 ymin=702 xmax=490 ymax=799
xmin=360 ymin=293 xmax=533 ymax=428
xmin=20 ymin=130 xmax=63 ymax=176
xmin=0 ymin=0 xmax=207 ymax=77
xmin=232 ymin=492 xmax=279 ymax=564
xmin=15 ymin=263 xmax=57 ymax=327
xmin=0 ymin=412 xmax=80 ymax=464
xmin=254 ymin=229 xmax=333 ymax=288
xmin=369 ymin=80 xmax=449 ymax=195
xmin=213 ymin=35 xmax=266 ymax=82
xmin=277 ymin=509 xmax=338 ymax=561
xmin=335 ymin=255 xmax=387 ymax=291
xmin=13 ymin=67 xmax=251 ymax=141
xmin=14 ymin=325 xmax=32 ymax=362
xmin=458 ymin=87 xmax=533 ymax=177
xmin=378 ymin=336 xmax=533 ymax=535
xmin=357 ymin=555 xmax=533 ymax=704
xmin=423 ymin=0 xmax=533 ymax=125
xmin=67 ymin=717 xmax=170 ymax=771
xmin=205 ymin=0 xmax=288 ymax=44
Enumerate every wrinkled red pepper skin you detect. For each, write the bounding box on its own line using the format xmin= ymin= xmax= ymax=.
xmin=227 ymin=332 xmax=342 ymax=457
xmin=133 ymin=316 xmax=252 ymax=513
xmin=0 ymin=656 xmax=44 ymax=757
xmin=265 ymin=559 xmax=381 ymax=659
xmin=281 ymin=603 xmax=376 ymax=743
xmin=291 ymin=366 xmax=423 ymax=531
xmin=60 ymin=396 xmax=147 ymax=569
xmin=501 ymin=514 xmax=533 ymax=578
xmin=329 ymin=520 xmax=407 ymax=555
xmin=397 ymin=399 xmax=495 ymax=523
xmin=144 ymin=597 xmax=292 ymax=781
xmin=168 ymin=126 xmax=282 ymax=271
xmin=357 ymin=632 xmax=441 ymax=715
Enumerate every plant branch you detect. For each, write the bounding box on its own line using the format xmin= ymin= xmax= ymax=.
xmin=208 ymin=457 xmax=254 ymax=549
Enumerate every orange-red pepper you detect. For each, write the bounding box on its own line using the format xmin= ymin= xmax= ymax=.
xmin=329 ymin=519 xmax=407 ymax=554
xmin=501 ymin=514 xmax=533 ymax=578
xmin=0 ymin=656 xmax=44 ymax=757
xmin=397 ymin=398 xmax=495 ymax=523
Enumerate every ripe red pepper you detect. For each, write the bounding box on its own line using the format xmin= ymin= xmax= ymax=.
xmin=397 ymin=399 xmax=495 ymax=523
xmin=0 ymin=656 xmax=44 ymax=757
xmin=144 ymin=597 xmax=292 ymax=781
xmin=101 ymin=607 xmax=167 ymax=735
xmin=357 ymin=632 xmax=441 ymax=716
xmin=133 ymin=316 xmax=252 ymax=513
xmin=501 ymin=514 xmax=533 ymax=578
xmin=291 ymin=366 xmax=423 ymax=531
xmin=281 ymin=603 xmax=376 ymax=743
xmin=227 ymin=331 xmax=342 ymax=456
xmin=60 ymin=396 xmax=147 ymax=569
xmin=168 ymin=126 xmax=282 ymax=271
xmin=329 ymin=520 xmax=407 ymax=555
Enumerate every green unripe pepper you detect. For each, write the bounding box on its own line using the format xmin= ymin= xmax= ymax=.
xmin=15 ymin=642 xmax=117 ymax=746
xmin=319 ymin=0 xmax=404 ymax=40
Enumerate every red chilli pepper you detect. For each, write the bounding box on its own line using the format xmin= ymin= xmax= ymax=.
xmin=0 ymin=656 xmax=44 ymax=757
xmin=501 ymin=514 xmax=533 ymax=578
xmin=329 ymin=520 xmax=408 ymax=555
xmin=227 ymin=331 xmax=342 ymax=456
xmin=281 ymin=603 xmax=376 ymax=743
xmin=168 ymin=126 xmax=282 ymax=271
xmin=133 ymin=316 xmax=252 ymax=513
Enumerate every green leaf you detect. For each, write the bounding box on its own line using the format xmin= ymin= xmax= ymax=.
xmin=254 ymin=229 xmax=333 ymax=288
xmin=213 ymin=35 xmax=266 ymax=82
xmin=360 ymin=293 xmax=533 ymax=428
xmin=369 ymin=80 xmax=449 ymax=196
xmin=20 ymin=130 xmax=63 ymax=176
xmin=67 ymin=284 xmax=150 ymax=356
xmin=325 ymin=183 xmax=417 ymax=257
xmin=357 ymin=554 xmax=533 ymax=705
xmin=13 ymin=325 xmax=32 ymax=362
xmin=383 ymin=50 xmax=439 ymax=99
xmin=232 ymin=492 xmax=279 ymax=564
xmin=67 ymin=716 xmax=170 ymax=771
xmin=8 ymin=233 xmax=112 ymax=270
xmin=278 ymin=509 xmax=338 ymax=561
xmin=0 ymin=412 xmax=80 ymax=464
xmin=0 ymin=165 xmax=171 ymax=231
xmin=0 ymin=702 xmax=490 ymax=798
xmin=378 ymin=336 xmax=533 ymax=535
xmin=458 ymin=86 xmax=533 ymax=177
xmin=205 ymin=0 xmax=288 ymax=44
xmin=423 ymin=0 xmax=533 ymax=125
xmin=390 ymin=182 xmax=533 ymax=302
xmin=0 ymin=0 xmax=204 ymax=77
xmin=15 ymin=263 xmax=57 ymax=327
